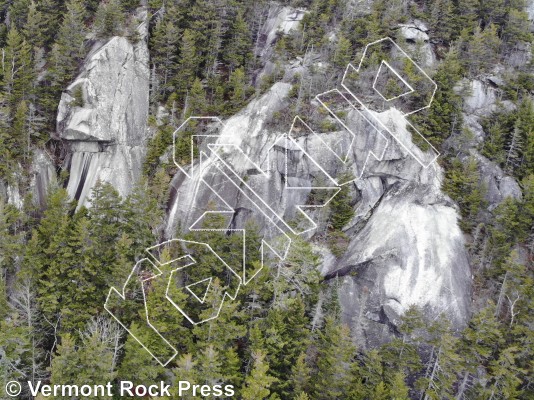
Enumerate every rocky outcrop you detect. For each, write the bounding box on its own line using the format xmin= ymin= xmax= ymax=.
xmin=398 ymin=21 xmax=435 ymax=68
xmin=56 ymin=11 xmax=150 ymax=207
xmin=164 ymin=80 xmax=472 ymax=347
xmin=29 ymin=149 xmax=57 ymax=208
xmin=255 ymin=5 xmax=304 ymax=60
xmin=333 ymin=179 xmax=470 ymax=346
xmin=470 ymin=151 xmax=522 ymax=210
xmin=0 ymin=178 xmax=23 ymax=209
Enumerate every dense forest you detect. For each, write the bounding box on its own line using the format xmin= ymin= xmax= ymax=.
xmin=0 ymin=0 xmax=533 ymax=399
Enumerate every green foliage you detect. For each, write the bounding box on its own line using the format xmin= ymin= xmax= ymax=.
xmin=443 ymin=156 xmax=486 ymax=231
xmin=242 ymin=351 xmax=277 ymax=400
xmin=223 ymin=9 xmax=252 ymax=72
xmin=94 ymin=0 xmax=124 ymax=38
xmin=1 ymin=1 xmax=534 ymax=397
xmin=468 ymin=24 xmax=502 ymax=74
xmin=2 ymin=27 xmax=34 ymax=110
xmin=312 ymin=317 xmax=356 ymax=399
xmin=409 ymin=47 xmax=463 ymax=147
xmin=329 ymin=177 xmax=354 ymax=231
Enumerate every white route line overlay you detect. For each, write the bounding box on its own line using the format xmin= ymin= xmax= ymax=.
xmin=105 ymin=37 xmax=441 ymax=367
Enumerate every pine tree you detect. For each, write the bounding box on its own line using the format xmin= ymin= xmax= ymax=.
xmin=415 ymin=318 xmax=463 ymax=400
xmin=514 ymin=98 xmax=534 ymax=178
xmin=329 ymin=176 xmax=354 ymax=231
xmin=242 ymin=351 xmax=277 ymax=400
xmin=389 ymin=371 xmax=410 ymax=400
xmin=333 ymin=34 xmax=352 ymax=69
xmin=290 ymin=352 xmax=311 ymax=396
xmin=176 ymin=29 xmax=200 ymax=98
xmin=23 ymin=1 xmax=46 ymax=49
xmin=1 ymin=27 xmax=34 ymax=111
xmin=505 ymin=121 xmax=524 ymax=174
xmin=11 ymin=100 xmax=29 ymax=162
xmin=8 ymin=0 xmax=31 ymax=31
xmin=186 ymin=78 xmax=205 ymax=117
xmin=482 ymin=122 xmax=506 ymax=165
xmin=223 ymin=9 xmax=252 ymax=72
xmin=33 ymin=188 xmax=73 ymax=323
xmin=122 ymin=180 xmax=161 ymax=255
xmin=0 ymin=308 xmax=31 ymax=384
xmin=118 ymin=324 xmax=165 ymax=385
xmin=455 ymin=0 xmax=479 ymax=33
xmin=48 ymin=0 xmax=86 ymax=88
xmin=443 ymin=157 xmax=485 ymax=231
xmin=173 ymin=354 xmax=198 ymax=399
xmin=150 ymin=19 xmax=180 ymax=98
xmin=228 ymin=67 xmax=247 ymax=111
xmin=38 ymin=0 xmax=64 ymax=46
xmin=503 ymin=8 xmax=533 ymax=44
xmin=197 ymin=345 xmax=224 ymax=387
xmin=313 ymin=317 xmax=356 ymax=399
xmin=430 ymin=0 xmax=455 ymax=44
xmin=94 ymin=0 xmax=124 ymax=38
xmin=50 ymin=332 xmax=116 ymax=399
xmin=469 ymin=24 xmax=502 ymax=74
xmin=411 ymin=47 xmax=463 ymax=146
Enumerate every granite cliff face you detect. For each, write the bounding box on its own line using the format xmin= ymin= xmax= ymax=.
xmin=40 ymin=2 xmax=478 ymax=346
xmin=55 ymin=13 xmax=150 ymax=207
xmin=162 ymin=78 xmax=471 ymax=346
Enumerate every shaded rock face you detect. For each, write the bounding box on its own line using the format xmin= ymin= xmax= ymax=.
xmin=165 ymin=81 xmax=472 ymax=347
xmin=333 ymin=182 xmax=471 ymax=347
xmin=462 ymin=80 xmax=499 ymax=117
xmin=56 ymin=16 xmax=150 ymax=207
xmin=0 ymin=179 xmax=23 ymax=209
xmin=398 ymin=21 xmax=435 ymax=68
xmin=165 ymin=82 xmax=295 ymax=238
xmin=458 ymin=76 xmax=521 ymax=210
xmin=30 ymin=149 xmax=57 ymax=208
xmin=0 ymin=148 xmax=55 ymax=208
xmin=255 ymin=4 xmax=303 ymax=61
xmin=470 ymin=151 xmax=522 ymax=210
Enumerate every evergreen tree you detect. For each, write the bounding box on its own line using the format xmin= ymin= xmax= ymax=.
xmin=241 ymin=351 xmax=277 ymax=400
xmin=228 ymin=67 xmax=247 ymax=111
xmin=150 ymin=19 xmax=180 ymax=98
xmin=173 ymin=354 xmax=199 ymax=399
xmin=50 ymin=332 xmax=116 ymax=399
xmin=430 ymin=0 xmax=455 ymax=44
xmin=329 ymin=176 xmax=354 ymax=231
xmin=48 ymin=0 xmax=86 ymax=88
xmin=333 ymin=34 xmax=352 ymax=69
xmin=23 ymin=1 xmax=46 ymax=49
xmin=94 ymin=0 xmax=124 ymax=38
xmin=469 ymin=24 xmax=501 ymax=74
xmin=443 ymin=156 xmax=485 ymax=231
xmin=11 ymin=100 xmax=29 ymax=162
xmin=118 ymin=323 xmax=165 ymax=384
xmin=410 ymin=47 xmax=463 ymax=146
xmin=482 ymin=122 xmax=506 ymax=165
xmin=313 ymin=317 xmax=356 ymax=399
xmin=389 ymin=371 xmax=410 ymax=400
xmin=1 ymin=27 xmax=34 ymax=111
xmin=223 ymin=9 xmax=252 ymax=72
xmin=186 ymin=78 xmax=205 ymax=117
xmin=290 ymin=352 xmax=311 ymax=396
xmin=175 ymin=29 xmax=200 ymax=98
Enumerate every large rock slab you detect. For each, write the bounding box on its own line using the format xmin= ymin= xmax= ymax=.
xmin=56 ymin=11 xmax=150 ymax=207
